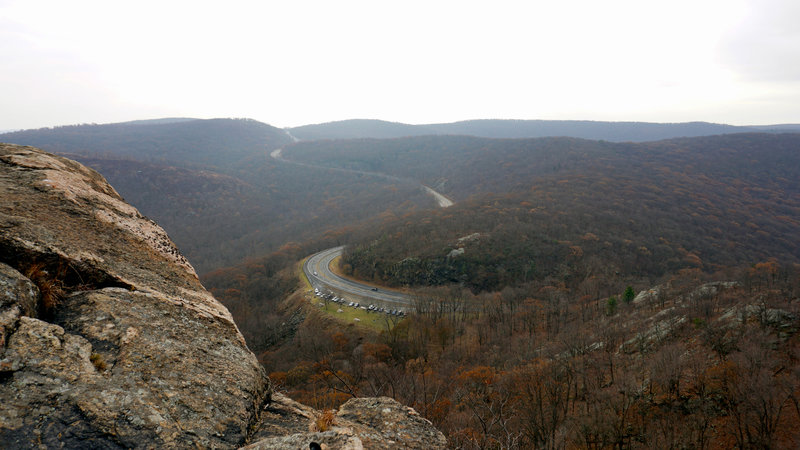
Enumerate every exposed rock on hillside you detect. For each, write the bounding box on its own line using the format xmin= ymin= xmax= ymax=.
xmin=246 ymin=395 xmax=447 ymax=449
xmin=0 ymin=144 xmax=446 ymax=448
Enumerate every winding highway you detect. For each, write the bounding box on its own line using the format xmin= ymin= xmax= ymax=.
xmin=303 ymin=246 xmax=414 ymax=308
xmin=270 ymin=148 xmax=453 ymax=209
xmin=276 ymin=137 xmax=453 ymax=307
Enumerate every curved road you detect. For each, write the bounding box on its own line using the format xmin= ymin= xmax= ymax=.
xmin=276 ymin=138 xmax=453 ymax=307
xmin=270 ymin=148 xmax=453 ymax=209
xmin=304 ymin=246 xmax=414 ymax=308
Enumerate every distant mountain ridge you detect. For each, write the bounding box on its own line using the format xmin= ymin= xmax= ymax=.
xmin=119 ymin=117 xmax=197 ymax=126
xmin=7 ymin=117 xmax=800 ymax=145
xmin=0 ymin=118 xmax=435 ymax=273
xmin=287 ymin=118 xmax=800 ymax=142
xmin=0 ymin=117 xmax=292 ymax=170
xmin=4 ymin=117 xmax=799 ymax=276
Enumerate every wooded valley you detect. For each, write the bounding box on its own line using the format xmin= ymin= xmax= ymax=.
xmin=4 ymin=119 xmax=800 ymax=448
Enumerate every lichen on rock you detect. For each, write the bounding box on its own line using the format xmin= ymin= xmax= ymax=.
xmin=0 ymin=144 xmax=269 ymax=447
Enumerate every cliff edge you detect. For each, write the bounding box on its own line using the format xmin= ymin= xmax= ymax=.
xmin=0 ymin=144 xmax=445 ymax=449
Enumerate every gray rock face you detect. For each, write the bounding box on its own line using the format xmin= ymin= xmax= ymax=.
xmin=0 ymin=144 xmax=269 ymax=448
xmin=0 ymin=263 xmax=39 ymax=350
xmin=0 ymin=143 xmax=446 ymax=448
xmin=245 ymin=396 xmax=447 ymax=450
xmin=334 ymin=397 xmax=448 ymax=449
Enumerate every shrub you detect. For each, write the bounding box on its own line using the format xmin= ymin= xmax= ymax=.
xmin=314 ymin=409 xmax=335 ymax=432
xmin=90 ymin=353 xmax=107 ymax=371
xmin=24 ymin=262 xmax=65 ymax=314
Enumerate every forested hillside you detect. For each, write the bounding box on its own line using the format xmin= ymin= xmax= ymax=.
xmin=208 ymin=251 xmax=800 ymax=448
xmin=322 ymin=133 xmax=800 ymax=291
xmin=74 ymin=155 xmax=435 ymax=271
xmin=6 ymin=119 xmax=800 ymax=448
xmin=0 ymin=119 xmax=436 ymax=271
xmin=206 ymin=132 xmax=800 ymax=449
xmin=288 ymin=119 xmax=437 ymax=140
xmin=282 ymin=133 xmax=799 ymax=198
xmin=288 ymin=118 xmax=756 ymax=142
xmin=1 ymin=118 xmax=291 ymax=169
xmin=7 ymin=120 xmax=796 ymax=276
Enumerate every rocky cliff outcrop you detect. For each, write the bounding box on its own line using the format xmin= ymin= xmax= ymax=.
xmin=0 ymin=144 xmax=446 ymax=449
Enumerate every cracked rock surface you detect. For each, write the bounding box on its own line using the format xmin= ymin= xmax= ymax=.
xmin=0 ymin=144 xmax=269 ymax=448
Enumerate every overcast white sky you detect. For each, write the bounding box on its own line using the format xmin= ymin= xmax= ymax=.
xmin=1 ymin=0 xmax=799 ymax=130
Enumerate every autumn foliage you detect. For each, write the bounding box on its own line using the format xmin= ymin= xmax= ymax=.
xmin=200 ymin=132 xmax=800 ymax=448
xmin=209 ymin=253 xmax=800 ymax=448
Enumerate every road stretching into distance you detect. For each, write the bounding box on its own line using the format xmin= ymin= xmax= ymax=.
xmin=270 ymin=148 xmax=453 ymax=208
xmin=303 ymin=246 xmax=415 ymax=308
xmin=275 ymin=134 xmax=453 ymax=307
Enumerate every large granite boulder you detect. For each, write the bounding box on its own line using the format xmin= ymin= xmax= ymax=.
xmin=0 ymin=143 xmax=269 ymax=447
xmin=0 ymin=144 xmax=446 ymax=448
